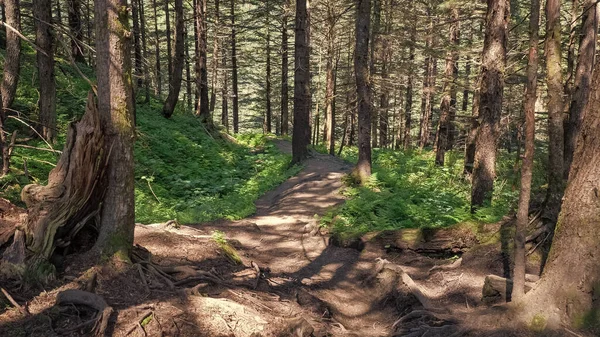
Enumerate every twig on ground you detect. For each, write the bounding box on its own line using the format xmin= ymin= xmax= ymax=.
xmin=1 ymin=287 xmax=29 ymax=316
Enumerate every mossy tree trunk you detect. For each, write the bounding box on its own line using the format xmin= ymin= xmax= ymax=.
xmin=93 ymin=0 xmax=136 ymax=259
xmin=291 ymin=0 xmax=311 ymax=164
xmin=1 ymin=0 xmax=20 ymax=111
xmin=354 ymin=0 xmax=371 ymax=183
xmin=35 ymin=0 xmax=57 ymax=143
xmin=521 ymin=58 xmax=600 ymax=333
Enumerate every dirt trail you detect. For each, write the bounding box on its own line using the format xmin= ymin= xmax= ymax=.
xmin=183 ymin=140 xmax=403 ymax=335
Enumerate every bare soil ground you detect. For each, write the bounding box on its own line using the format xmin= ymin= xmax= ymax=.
xmin=0 ymin=141 xmax=586 ymax=336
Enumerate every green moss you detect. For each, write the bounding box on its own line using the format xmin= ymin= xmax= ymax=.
xmin=529 ymin=314 xmax=547 ymax=332
xmin=212 ymin=231 xmax=242 ymax=265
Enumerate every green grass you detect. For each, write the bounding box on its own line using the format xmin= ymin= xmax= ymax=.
xmin=0 ymin=47 xmax=300 ymax=225
xmin=315 ymin=143 xmax=546 ymax=238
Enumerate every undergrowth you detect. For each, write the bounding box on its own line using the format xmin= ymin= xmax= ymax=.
xmin=315 ymin=144 xmax=546 ymax=238
xmin=0 ymin=46 xmax=300 ymax=225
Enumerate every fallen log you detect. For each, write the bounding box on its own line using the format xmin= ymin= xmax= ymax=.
xmin=482 ymin=274 xmax=535 ymax=304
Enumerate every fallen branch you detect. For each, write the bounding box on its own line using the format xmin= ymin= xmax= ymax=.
xmin=429 ymin=258 xmax=462 ymax=273
xmin=125 ymin=310 xmax=153 ymax=336
xmin=1 ymin=287 xmax=29 ymax=316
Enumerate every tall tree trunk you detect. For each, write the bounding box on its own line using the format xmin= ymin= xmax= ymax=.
xmin=67 ymin=0 xmax=86 ymax=63
xmin=520 ymin=57 xmax=600 ymax=332
xmin=471 ymin=0 xmax=509 ymax=210
xmin=139 ymin=0 xmax=150 ymax=103
xmin=196 ymin=0 xmax=210 ymax=123
xmin=86 ymin=0 xmax=93 ymax=65
xmin=564 ymin=0 xmax=598 ymax=178
xmin=513 ymin=0 xmax=540 ymax=302
xmin=94 ymin=0 xmax=135 ymax=257
xmin=355 ymin=0 xmax=371 ymax=183
xmin=369 ymin=0 xmax=380 ymax=149
xmin=291 ymin=0 xmax=310 ymax=164
xmin=35 ymin=0 xmax=57 ymax=143
xmin=230 ymin=0 xmax=239 ymax=133
xmin=152 ymin=0 xmax=162 ymax=96
xmin=1 ymin=0 xmax=20 ymax=111
xmin=434 ymin=6 xmax=459 ymax=165
xmin=403 ymin=3 xmax=416 ymax=150
xmin=131 ymin=0 xmax=143 ymax=89
xmin=542 ymin=0 xmax=566 ymax=226
xmin=185 ymin=25 xmax=193 ymax=112
xmin=265 ymin=25 xmax=272 ymax=133
xmin=564 ymin=0 xmax=579 ymax=101
xmin=280 ymin=0 xmax=289 ymax=136
xmin=419 ymin=7 xmax=435 ymax=150
xmin=165 ymin=0 xmax=172 ymax=78
xmin=221 ymin=28 xmax=229 ymax=130
xmin=324 ymin=11 xmax=335 ymax=155
xmin=210 ymin=0 xmax=220 ymax=114
xmin=162 ymin=0 xmax=184 ymax=118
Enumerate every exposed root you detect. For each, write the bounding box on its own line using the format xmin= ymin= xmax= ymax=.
xmin=125 ymin=310 xmax=154 ymax=336
xmin=1 ymin=287 xmax=29 ymax=316
xmin=56 ymin=289 xmax=113 ymax=337
xmin=429 ymin=257 xmax=462 ymax=273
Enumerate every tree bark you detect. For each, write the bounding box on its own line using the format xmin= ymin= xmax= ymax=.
xmin=230 ymin=0 xmax=239 ymax=133
xmin=152 ymin=0 xmax=162 ymax=96
xmin=434 ymin=6 xmax=459 ymax=166
xmin=419 ymin=7 xmax=435 ymax=150
xmin=324 ymin=9 xmax=335 ymax=155
xmin=162 ymin=0 xmax=184 ymax=119
xmin=185 ymin=24 xmax=193 ymax=112
xmin=542 ymin=0 xmax=565 ymax=225
xmin=34 ymin=0 xmax=57 ymax=143
xmin=67 ymin=0 xmax=86 ymax=63
xmin=165 ymin=0 xmax=172 ymax=78
xmin=280 ymin=0 xmax=289 ymax=136
xmin=513 ymin=0 xmax=540 ymax=302
xmin=564 ymin=0 xmax=598 ymax=179
xmin=471 ymin=0 xmax=509 ymax=210
xmin=520 ymin=57 xmax=600 ymax=332
xmin=354 ymin=0 xmax=371 ymax=183
xmin=93 ymin=0 xmax=135 ymax=258
xmin=264 ymin=5 xmax=272 ymax=134
xmin=209 ymin=0 xmax=220 ymax=115
xmin=131 ymin=0 xmax=143 ymax=90
xmin=291 ymin=0 xmax=311 ymax=164
xmin=138 ymin=0 xmax=150 ymax=103
xmin=221 ymin=26 xmax=229 ymax=130
xmin=196 ymin=0 xmax=210 ymax=124
xmin=369 ymin=0 xmax=380 ymax=149
xmin=1 ymin=0 xmax=20 ymax=111
xmin=402 ymin=1 xmax=415 ymax=150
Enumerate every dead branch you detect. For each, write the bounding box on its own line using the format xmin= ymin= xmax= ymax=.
xmin=1 ymin=287 xmax=29 ymax=316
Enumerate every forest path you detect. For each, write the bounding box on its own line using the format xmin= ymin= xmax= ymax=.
xmin=186 ymin=140 xmax=401 ymax=335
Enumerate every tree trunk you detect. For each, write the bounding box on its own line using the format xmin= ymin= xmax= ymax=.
xmin=354 ymin=0 xmax=371 ymax=183
xmin=520 ymin=57 xmax=600 ymax=332
xmin=403 ymin=4 xmax=416 ymax=150
xmin=131 ymin=0 xmax=143 ymax=90
xmin=369 ymin=0 xmax=380 ymax=149
xmin=564 ymin=0 xmax=579 ymax=102
xmin=185 ymin=25 xmax=193 ymax=112
xmin=221 ymin=27 xmax=229 ymax=130
xmin=138 ymin=0 xmax=150 ymax=103
xmin=324 ymin=12 xmax=335 ymax=155
xmin=434 ymin=6 xmax=459 ymax=166
xmin=230 ymin=0 xmax=239 ymax=133
xmin=93 ymin=0 xmax=135 ymax=258
xmin=35 ymin=0 xmax=57 ymax=143
xmin=264 ymin=7 xmax=272 ymax=134
xmin=196 ymin=0 xmax=210 ymax=124
xmin=165 ymin=0 xmax=172 ymax=78
xmin=291 ymin=0 xmax=310 ymax=164
xmin=67 ymin=0 xmax=86 ymax=63
xmin=152 ymin=0 xmax=162 ymax=96
xmin=542 ymin=0 xmax=566 ymax=226
xmin=209 ymin=0 xmax=220 ymax=115
xmin=280 ymin=0 xmax=289 ymax=136
xmin=419 ymin=7 xmax=435 ymax=150
xmin=513 ymin=0 xmax=540 ymax=302
xmin=1 ymin=0 xmax=20 ymax=111
xmin=564 ymin=0 xmax=598 ymax=179
xmin=471 ymin=0 xmax=509 ymax=210
xmin=162 ymin=0 xmax=184 ymax=118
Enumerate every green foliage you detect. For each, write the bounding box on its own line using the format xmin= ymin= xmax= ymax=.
xmin=0 ymin=47 xmax=298 ymax=227
xmin=319 ymin=147 xmax=543 ymax=238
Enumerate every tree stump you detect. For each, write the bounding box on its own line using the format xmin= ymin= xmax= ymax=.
xmin=5 ymin=92 xmax=106 ymax=266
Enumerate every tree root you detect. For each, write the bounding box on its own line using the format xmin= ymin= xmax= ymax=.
xmin=56 ymin=289 xmax=113 ymax=337
xmin=1 ymin=287 xmax=30 ymax=316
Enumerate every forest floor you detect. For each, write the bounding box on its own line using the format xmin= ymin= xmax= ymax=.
xmin=0 ymin=140 xmax=582 ymax=337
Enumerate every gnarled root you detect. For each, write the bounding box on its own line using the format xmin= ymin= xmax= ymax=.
xmin=56 ymin=289 xmax=113 ymax=337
